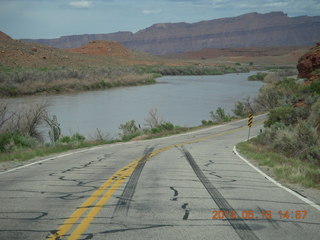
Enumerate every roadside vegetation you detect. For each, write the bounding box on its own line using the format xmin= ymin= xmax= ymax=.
xmin=236 ymin=74 xmax=320 ymax=188
xmin=0 ymin=102 xmax=112 ymax=162
xmin=0 ymin=105 xmax=187 ymax=163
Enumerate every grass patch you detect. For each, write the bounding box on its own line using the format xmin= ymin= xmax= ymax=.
xmin=236 ymin=139 xmax=320 ymax=188
xmin=0 ymin=140 xmax=119 ymax=163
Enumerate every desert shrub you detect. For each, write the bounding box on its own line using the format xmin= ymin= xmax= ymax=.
xmin=271 ymin=128 xmax=299 ymax=155
xmin=258 ymin=121 xmax=319 ymax=164
xmin=296 ymin=121 xmax=318 ymax=147
xmin=255 ymin=85 xmax=283 ymax=110
xmin=256 ymin=123 xmax=285 ymax=145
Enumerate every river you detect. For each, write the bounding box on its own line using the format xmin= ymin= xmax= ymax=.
xmin=3 ymin=72 xmax=264 ymax=138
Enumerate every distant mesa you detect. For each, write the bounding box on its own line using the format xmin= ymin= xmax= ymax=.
xmin=64 ymin=40 xmax=132 ymax=57
xmin=21 ymin=11 xmax=320 ymax=55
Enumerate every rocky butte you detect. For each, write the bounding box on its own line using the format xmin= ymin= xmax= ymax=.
xmin=21 ymin=12 xmax=320 ymax=55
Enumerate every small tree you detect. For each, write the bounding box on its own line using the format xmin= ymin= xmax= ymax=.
xmin=44 ymin=114 xmax=61 ymax=144
xmin=144 ymin=108 xmax=164 ymax=128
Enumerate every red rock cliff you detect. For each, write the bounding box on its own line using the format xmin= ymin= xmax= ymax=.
xmin=297 ymin=43 xmax=320 ymax=80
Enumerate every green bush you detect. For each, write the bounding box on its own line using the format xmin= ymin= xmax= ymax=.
xmin=58 ymin=133 xmax=85 ymax=144
xmin=310 ymin=80 xmax=320 ymax=94
xmin=71 ymin=133 xmax=85 ymax=142
xmin=201 ymin=120 xmax=214 ymax=125
xmin=248 ymin=72 xmax=267 ymax=81
xmin=151 ymin=122 xmax=174 ymax=134
xmin=0 ymin=132 xmax=37 ymax=152
xmin=59 ymin=136 xmax=72 ymax=143
xmin=119 ymin=120 xmax=138 ymax=136
xmin=210 ymin=107 xmax=232 ymax=123
xmin=264 ymin=106 xmax=297 ymax=127
xmin=232 ymin=101 xmax=246 ymax=117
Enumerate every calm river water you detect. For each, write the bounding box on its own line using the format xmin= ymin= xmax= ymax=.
xmin=4 ymin=72 xmax=264 ymax=138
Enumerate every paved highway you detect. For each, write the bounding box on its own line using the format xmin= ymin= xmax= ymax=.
xmin=0 ymin=115 xmax=319 ymax=240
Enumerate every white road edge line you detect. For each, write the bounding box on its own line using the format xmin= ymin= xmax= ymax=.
xmin=233 ymin=146 xmax=320 ymax=212
xmin=0 ymin=113 xmax=268 ymax=176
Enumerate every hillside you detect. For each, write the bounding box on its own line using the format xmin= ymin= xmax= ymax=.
xmin=64 ymin=40 xmax=132 ymax=57
xmin=21 ymin=12 xmax=320 ymax=54
xmin=0 ymin=32 xmax=161 ymax=68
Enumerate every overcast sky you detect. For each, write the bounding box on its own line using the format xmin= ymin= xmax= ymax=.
xmin=1 ymin=0 xmax=319 ymax=39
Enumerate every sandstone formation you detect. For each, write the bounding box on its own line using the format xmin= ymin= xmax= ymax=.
xmin=297 ymin=43 xmax=320 ymax=80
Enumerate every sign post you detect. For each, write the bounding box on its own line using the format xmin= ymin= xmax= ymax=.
xmin=247 ymin=114 xmax=253 ymax=141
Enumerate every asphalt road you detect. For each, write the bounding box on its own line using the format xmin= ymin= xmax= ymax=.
xmin=0 ymin=115 xmax=319 ymax=240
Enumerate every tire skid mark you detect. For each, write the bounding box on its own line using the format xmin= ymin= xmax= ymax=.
xmin=202 ymin=169 xmax=236 ymax=183
xmin=204 ymin=159 xmax=215 ymax=167
xmin=181 ymin=203 xmax=190 ymax=220
xmin=112 ymin=146 xmax=155 ymax=218
xmin=98 ymin=224 xmax=170 ymax=234
xmin=170 ymin=187 xmax=178 ymax=201
xmin=180 ymin=146 xmax=260 ymax=240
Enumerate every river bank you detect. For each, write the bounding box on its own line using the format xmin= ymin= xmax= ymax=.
xmin=0 ymin=64 xmax=250 ymax=97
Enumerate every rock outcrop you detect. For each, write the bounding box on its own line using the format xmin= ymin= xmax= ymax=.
xmin=21 ymin=12 xmax=320 ymax=55
xmin=297 ymin=43 xmax=320 ymax=80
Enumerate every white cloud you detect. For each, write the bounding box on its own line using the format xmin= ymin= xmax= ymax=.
xmin=263 ymin=1 xmax=289 ymax=8
xmin=142 ymin=9 xmax=162 ymax=14
xmin=69 ymin=1 xmax=93 ymax=8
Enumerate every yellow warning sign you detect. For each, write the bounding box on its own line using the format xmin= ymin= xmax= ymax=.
xmin=248 ymin=114 xmax=253 ymax=127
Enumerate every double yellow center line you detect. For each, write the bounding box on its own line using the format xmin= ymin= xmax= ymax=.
xmin=49 ymin=122 xmax=260 ymax=239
